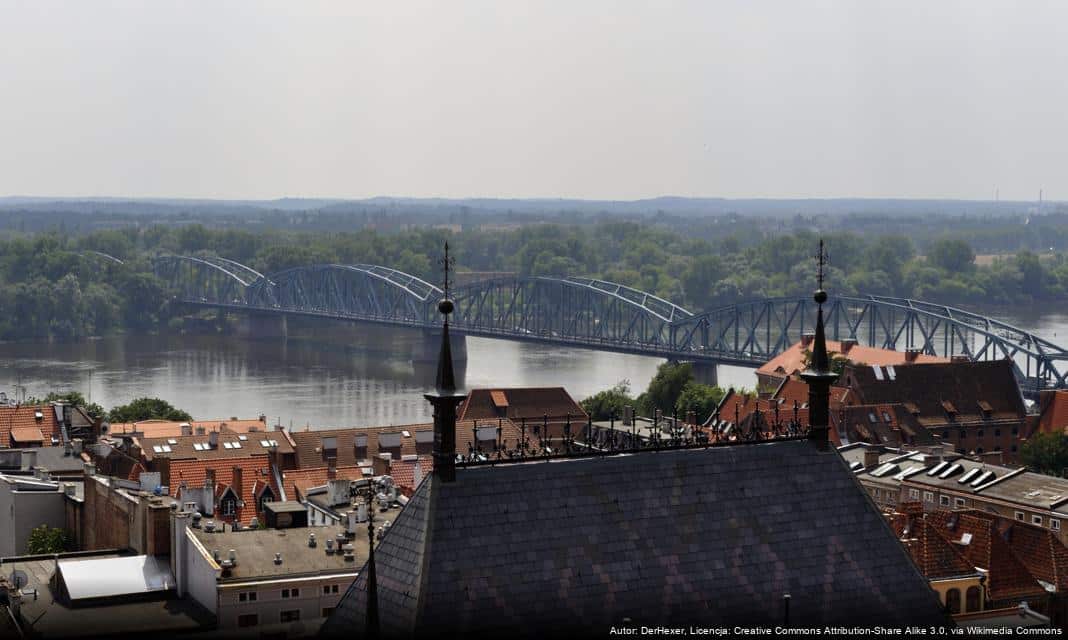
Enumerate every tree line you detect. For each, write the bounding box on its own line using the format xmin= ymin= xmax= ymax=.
xmin=1 ymin=223 xmax=1066 ymax=340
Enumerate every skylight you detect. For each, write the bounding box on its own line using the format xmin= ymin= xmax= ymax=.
xmin=167 ymin=439 xmax=178 ymax=445
xmin=237 ymin=435 xmax=248 ymax=441
xmin=939 ymin=464 xmax=963 ymax=479
xmin=971 ymin=470 xmax=995 ymax=487
xmin=958 ymin=468 xmax=981 ymax=484
xmin=871 ymin=463 xmax=900 ymax=478
xmin=928 ymin=461 xmax=949 ymax=476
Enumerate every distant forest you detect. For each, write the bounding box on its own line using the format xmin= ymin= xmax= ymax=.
xmin=2 ymin=211 xmax=1068 ymax=341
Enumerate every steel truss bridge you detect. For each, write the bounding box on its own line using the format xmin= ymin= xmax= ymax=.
xmin=152 ymin=255 xmax=1068 ymax=397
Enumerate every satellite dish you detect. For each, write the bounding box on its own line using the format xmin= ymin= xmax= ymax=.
xmin=9 ymin=569 xmax=28 ymax=590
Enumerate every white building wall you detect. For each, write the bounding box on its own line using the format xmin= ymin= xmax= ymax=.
xmin=0 ymin=477 xmax=66 ymax=556
xmin=183 ymin=527 xmax=222 ymax=616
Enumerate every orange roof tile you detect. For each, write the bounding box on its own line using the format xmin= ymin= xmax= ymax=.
xmin=0 ymin=404 xmax=60 ymax=447
xmin=1037 ymin=390 xmax=1068 ymax=436
xmin=10 ymin=426 xmax=46 ymax=444
xmin=758 ymin=339 xmax=947 ymax=380
xmin=109 ymin=418 xmax=270 ymax=439
xmin=169 ymin=456 xmax=280 ymax=526
xmin=388 ymin=457 xmax=433 ymax=495
xmin=281 ymin=465 xmax=369 ymax=500
xmin=458 ymin=387 xmax=586 ymax=422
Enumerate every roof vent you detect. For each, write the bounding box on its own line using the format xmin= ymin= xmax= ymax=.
xmin=249 ymin=517 xmax=259 ymax=529
xmin=228 ymin=549 xmax=237 ymax=566
xmin=212 ymin=549 xmax=220 ymax=562
xmin=308 ymin=533 xmax=317 ymax=548
xmin=204 ymin=520 xmax=216 ymax=533
xmin=343 ymin=544 xmax=355 ymax=561
xmin=191 ymin=512 xmax=203 ymax=528
xmin=326 ymin=538 xmax=335 ymax=554
xmin=274 ymin=552 xmax=282 ymax=565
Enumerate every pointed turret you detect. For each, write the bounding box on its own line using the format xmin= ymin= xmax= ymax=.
xmin=424 ymin=242 xmax=467 ymax=481
xmin=800 ymin=239 xmax=839 ymax=451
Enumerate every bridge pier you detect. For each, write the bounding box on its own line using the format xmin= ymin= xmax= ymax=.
xmin=236 ymin=313 xmax=288 ymax=339
xmin=413 ymin=329 xmax=468 ymax=364
xmin=687 ymin=361 xmax=719 ymax=388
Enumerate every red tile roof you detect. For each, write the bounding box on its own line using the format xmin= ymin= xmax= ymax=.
xmin=926 ymin=510 xmax=1052 ymax=602
xmin=1036 ymin=390 xmax=1068 ymax=435
xmin=0 ymin=404 xmax=60 ymax=447
xmin=758 ymin=339 xmax=947 ymax=381
xmin=890 ymin=515 xmax=977 ymax=580
xmin=281 ymin=465 xmax=369 ymax=501
xmin=9 ymin=426 xmax=47 ymax=444
xmin=109 ymin=418 xmax=270 ymax=439
xmin=137 ymin=430 xmax=293 ymax=462
xmin=289 ymin=420 xmax=526 ymax=468
xmin=168 ymin=456 xmax=280 ymax=526
xmin=458 ymin=388 xmax=586 ymax=422
xmin=389 ymin=457 xmax=433 ymax=495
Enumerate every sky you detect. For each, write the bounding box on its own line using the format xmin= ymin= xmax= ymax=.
xmin=1 ymin=1 xmax=1065 ymax=201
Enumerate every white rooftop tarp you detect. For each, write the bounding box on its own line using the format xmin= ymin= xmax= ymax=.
xmin=59 ymin=555 xmax=174 ymax=600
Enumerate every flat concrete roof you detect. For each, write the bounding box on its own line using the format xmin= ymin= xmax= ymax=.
xmin=191 ymin=509 xmax=399 ymax=582
xmin=0 ymin=553 xmax=211 ymax=638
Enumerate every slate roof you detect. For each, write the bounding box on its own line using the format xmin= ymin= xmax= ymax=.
xmin=0 ymin=404 xmax=60 ymax=448
xmin=323 ymin=439 xmax=949 ymax=636
xmin=840 ymin=360 xmax=1026 ymax=429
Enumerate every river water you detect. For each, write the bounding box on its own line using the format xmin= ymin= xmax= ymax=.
xmin=2 ymin=307 xmax=1067 ymax=429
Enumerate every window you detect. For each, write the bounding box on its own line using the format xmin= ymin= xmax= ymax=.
xmin=1052 ymin=519 xmax=1061 ymax=531
xmin=322 ymin=436 xmax=338 ymax=451
xmin=1033 ymin=515 xmax=1044 ymax=526
xmin=1012 ymin=426 xmax=1019 ymax=436
xmin=323 ymin=584 xmax=340 ymax=595
xmin=322 ymin=607 xmax=336 ymax=618
xmin=1012 ymin=444 xmax=1018 ymax=453
xmin=221 ymin=499 xmax=236 ymax=516
xmin=994 ymin=429 xmax=1001 ymax=437
xmin=959 ymin=429 xmax=967 ymax=439
xmin=977 ymin=429 xmax=984 ymax=438
xmin=1016 ymin=512 xmax=1025 ymax=522
xmin=942 ymin=430 xmax=950 ymax=440
xmin=924 ymin=491 xmax=934 ymax=503
xmin=940 ymin=495 xmax=951 ymax=507
xmin=955 ymin=498 xmax=966 ymax=508
xmin=280 ymin=610 xmax=301 ymax=623
xmin=946 ymin=588 xmax=961 ymax=614
xmin=237 ymin=614 xmax=258 ymax=628
xmin=882 ymin=411 xmax=892 ymax=423
xmin=976 ymin=447 xmax=984 ymax=454
xmin=282 ymin=588 xmax=300 ymax=599
xmin=909 ymin=489 xmax=920 ymax=500
xmin=238 ymin=591 xmax=258 ymax=603
xmin=966 ymin=586 xmax=981 ymax=613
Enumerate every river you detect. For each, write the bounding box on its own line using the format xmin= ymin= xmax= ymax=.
xmin=1 ymin=307 xmax=1066 ymax=429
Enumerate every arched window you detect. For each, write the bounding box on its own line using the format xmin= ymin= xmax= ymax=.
xmin=966 ymin=586 xmax=981 ymax=612
xmin=946 ymin=588 xmax=961 ymax=614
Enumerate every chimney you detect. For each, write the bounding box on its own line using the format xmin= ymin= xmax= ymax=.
xmin=327 ymin=457 xmax=337 ymax=480
xmin=863 ymin=448 xmax=881 ymax=468
xmin=904 ymin=349 xmax=922 ymax=363
xmin=259 ymin=414 xmax=267 ymax=425
xmin=231 ymin=466 xmax=243 ymax=499
xmin=209 ymin=432 xmax=219 ymax=449
xmin=71 ymin=438 xmax=83 ymax=454
xmin=840 ymin=338 xmax=857 ymax=354
xmin=180 ymin=423 xmax=192 ymax=436
xmin=800 ymin=332 xmax=815 ymax=347
xmin=423 ymin=243 xmax=466 ymax=483
xmin=205 ymin=468 xmax=216 ymax=490
xmin=373 ymin=453 xmax=391 ymax=477
xmin=22 ymin=449 xmax=37 ymax=471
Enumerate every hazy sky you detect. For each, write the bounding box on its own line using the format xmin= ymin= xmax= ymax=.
xmin=1 ymin=1 xmax=1065 ymax=201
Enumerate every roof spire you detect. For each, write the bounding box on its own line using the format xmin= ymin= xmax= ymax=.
xmin=425 ymin=242 xmax=466 ymax=482
xmin=801 ymin=238 xmax=838 ymax=451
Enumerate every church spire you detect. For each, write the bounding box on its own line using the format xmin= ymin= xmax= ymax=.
xmin=424 ymin=242 xmax=467 ymax=481
xmin=800 ymin=239 xmax=838 ymax=451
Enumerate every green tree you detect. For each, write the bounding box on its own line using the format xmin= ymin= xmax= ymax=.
xmin=108 ymin=397 xmax=192 ymax=423
xmin=926 ymin=239 xmax=976 ymax=273
xmin=675 ymin=382 xmax=725 ymax=423
xmin=26 ymin=525 xmax=72 ymax=554
xmin=1020 ymin=432 xmax=1068 ymax=477
xmin=580 ymin=381 xmax=636 ymax=421
xmin=638 ymin=362 xmax=694 ymax=416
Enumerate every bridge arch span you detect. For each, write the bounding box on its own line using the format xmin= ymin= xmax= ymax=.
xmin=152 ymin=255 xmax=252 ymax=304
xmin=247 ymin=264 xmax=441 ymax=320
xmin=448 ymin=276 xmax=684 ymax=346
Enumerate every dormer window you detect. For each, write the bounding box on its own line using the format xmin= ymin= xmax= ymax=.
xmin=977 ymin=401 xmax=994 ymax=420
xmin=942 ymin=401 xmax=958 ymax=421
